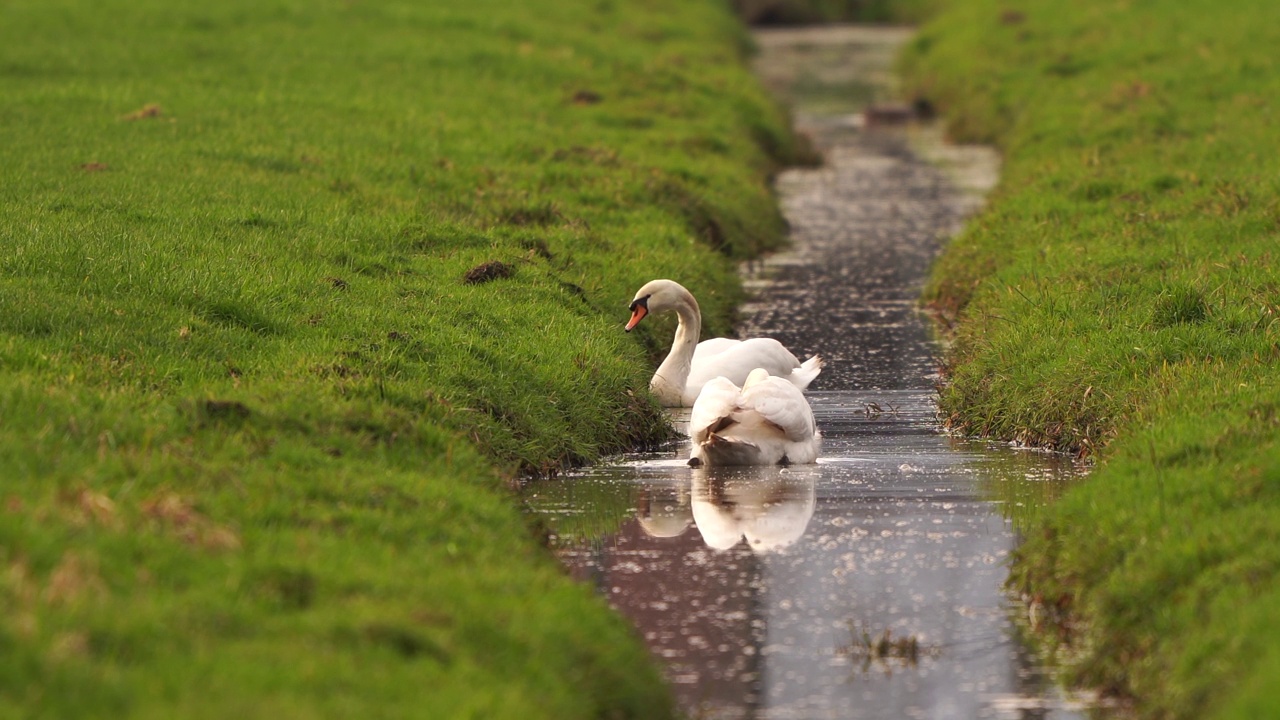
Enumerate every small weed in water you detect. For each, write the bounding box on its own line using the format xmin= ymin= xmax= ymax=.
xmin=838 ymin=623 xmax=940 ymax=673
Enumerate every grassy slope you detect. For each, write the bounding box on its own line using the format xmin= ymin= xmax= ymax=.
xmin=899 ymin=0 xmax=1280 ymax=717
xmin=0 ymin=0 xmax=798 ymax=716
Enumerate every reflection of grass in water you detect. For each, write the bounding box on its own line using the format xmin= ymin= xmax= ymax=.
xmin=966 ymin=441 xmax=1088 ymax=531
xmin=790 ymin=76 xmax=883 ymax=116
xmin=522 ymin=472 xmax=642 ymax=546
xmin=966 ymin=445 xmax=1091 ymax=698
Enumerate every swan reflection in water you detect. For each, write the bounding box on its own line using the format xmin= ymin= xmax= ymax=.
xmin=633 ymin=479 xmax=692 ymax=539
xmin=633 ymin=465 xmax=818 ymax=553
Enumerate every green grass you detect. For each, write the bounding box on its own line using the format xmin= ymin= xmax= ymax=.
xmin=0 ymin=0 xmax=802 ymax=716
xmin=899 ymin=0 xmax=1280 ymax=717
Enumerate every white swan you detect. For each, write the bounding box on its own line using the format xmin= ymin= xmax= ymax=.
xmin=687 ymin=368 xmax=821 ymax=467
xmin=625 ymin=279 xmax=822 ymax=407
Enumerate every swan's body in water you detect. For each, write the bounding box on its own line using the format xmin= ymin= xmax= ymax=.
xmin=625 ymin=279 xmax=822 ymax=407
xmin=688 ymin=368 xmax=821 ymax=467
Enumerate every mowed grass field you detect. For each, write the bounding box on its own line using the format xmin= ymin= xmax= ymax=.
xmin=900 ymin=0 xmax=1280 ymax=717
xmin=0 ymin=0 xmax=802 ymax=716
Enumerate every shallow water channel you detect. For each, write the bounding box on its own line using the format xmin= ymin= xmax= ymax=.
xmin=525 ymin=26 xmax=1101 ymax=720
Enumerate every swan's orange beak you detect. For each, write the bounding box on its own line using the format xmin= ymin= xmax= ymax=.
xmin=625 ymin=304 xmax=647 ymax=332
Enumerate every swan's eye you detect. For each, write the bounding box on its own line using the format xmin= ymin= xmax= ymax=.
xmin=628 ymin=295 xmax=650 ymax=312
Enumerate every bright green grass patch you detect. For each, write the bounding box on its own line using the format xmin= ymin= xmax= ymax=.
xmin=900 ymin=0 xmax=1280 ymax=717
xmin=0 ymin=0 xmax=801 ymax=716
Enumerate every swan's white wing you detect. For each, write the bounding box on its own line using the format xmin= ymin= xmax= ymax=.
xmin=688 ymin=376 xmax=744 ymax=444
xmin=740 ymin=377 xmax=816 ymax=442
xmin=687 ymin=338 xmax=801 ymax=394
xmin=692 ymin=337 xmax=741 ymax=358
xmin=689 ymin=374 xmax=820 ymax=466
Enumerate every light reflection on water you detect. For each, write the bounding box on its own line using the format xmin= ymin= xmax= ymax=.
xmin=524 ymin=391 xmax=1096 ymax=720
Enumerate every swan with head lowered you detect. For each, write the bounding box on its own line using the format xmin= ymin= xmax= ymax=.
xmin=687 ymin=368 xmax=821 ymax=467
xmin=625 ymin=279 xmax=822 ymax=407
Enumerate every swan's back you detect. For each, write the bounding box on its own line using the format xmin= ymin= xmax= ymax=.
xmin=740 ymin=375 xmax=818 ymax=444
xmin=689 ymin=372 xmax=820 ymax=467
xmin=684 ymin=338 xmax=820 ymax=406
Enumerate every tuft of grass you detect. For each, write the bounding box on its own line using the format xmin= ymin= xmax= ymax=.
xmin=0 ymin=0 xmax=802 ymax=716
xmin=1151 ymin=285 xmax=1209 ymax=328
xmin=901 ymin=0 xmax=1280 ymax=717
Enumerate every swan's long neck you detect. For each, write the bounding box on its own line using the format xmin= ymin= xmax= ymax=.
xmin=651 ymin=291 xmax=701 ymax=406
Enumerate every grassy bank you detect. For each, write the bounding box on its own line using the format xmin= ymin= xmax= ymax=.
xmin=0 ymin=0 xmax=799 ymax=716
xmin=899 ymin=0 xmax=1280 ymax=716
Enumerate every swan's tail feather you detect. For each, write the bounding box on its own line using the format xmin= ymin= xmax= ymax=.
xmin=788 ymin=355 xmax=824 ymax=391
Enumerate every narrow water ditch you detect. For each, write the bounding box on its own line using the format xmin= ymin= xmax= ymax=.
xmin=525 ymin=25 xmax=1104 ymax=720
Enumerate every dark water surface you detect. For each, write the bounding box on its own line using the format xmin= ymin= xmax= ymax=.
xmin=524 ymin=25 xmax=1101 ymax=720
